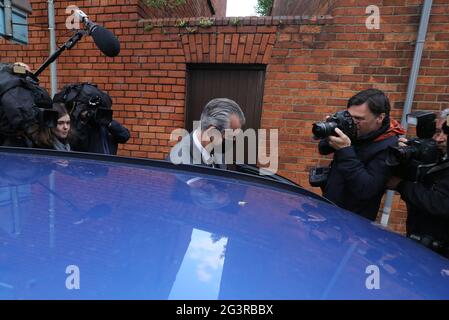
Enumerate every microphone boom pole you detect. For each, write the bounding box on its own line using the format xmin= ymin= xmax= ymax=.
xmin=34 ymin=30 xmax=85 ymax=78
xmin=33 ymin=9 xmax=120 ymax=78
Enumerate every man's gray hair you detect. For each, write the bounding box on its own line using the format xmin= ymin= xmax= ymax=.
xmin=200 ymin=98 xmax=246 ymax=132
xmin=440 ymin=108 xmax=449 ymax=121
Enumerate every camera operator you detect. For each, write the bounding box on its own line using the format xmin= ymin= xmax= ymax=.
xmin=387 ymin=109 xmax=449 ymax=258
xmin=0 ymin=62 xmax=56 ymax=148
xmin=314 ymin=89 xmax=405 ymax=221
xmin=54 ymin=83 xmax=130 ymax=155
xmin=73 ymin=109 xmax=130 ymax=155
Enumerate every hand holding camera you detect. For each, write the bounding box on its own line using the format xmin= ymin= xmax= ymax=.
xmin=81 ymin=108 xmax=113 ymax=127
xmin=312 ymin=110 xmax=358 ymax=142
xmin=328 ymin=128 xmax=352 ymax=150
xmin=398 ymin=137 xmax=408 ymax=147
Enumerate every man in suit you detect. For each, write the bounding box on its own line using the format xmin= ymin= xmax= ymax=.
xmin=169 ymin=98 xmax=246 ymax=170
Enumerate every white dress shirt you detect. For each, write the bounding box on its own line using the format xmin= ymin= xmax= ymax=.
xmin=192 ymin=129 xmax=215 ymax=167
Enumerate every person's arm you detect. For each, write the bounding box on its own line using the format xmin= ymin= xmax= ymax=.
xmin=334 ymin=146 xmax=392 ymax=200
xmin=396 ymin=178 xmax=449 ymax=218
xmin=107 ymin=120 xmax=130 ymax=144
xmin=324 ymin=127 xmax=392 ymax=200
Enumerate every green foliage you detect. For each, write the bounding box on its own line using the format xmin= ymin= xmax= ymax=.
xmin=229 ymin=17 xmax=240 ymax=25
xmin=198 ymin=17 xmax=214 ymax=28
xmin=175 ymin=18 xmax=188 ymax=28
xmin=185 ymin=27 xmax=197 ymax=33
xmin=145 ymin=0 xmax=186 ymax=9
xmin=255 ymin=0 xmax=273 ymax=16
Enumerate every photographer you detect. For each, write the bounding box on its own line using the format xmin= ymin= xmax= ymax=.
xmin=315 ymin=89 xmax=405 ymax=221
xmin=73 ymin=110 xmax=130 ymax=155
xmin=54 ymin=83 xmax=130 ymax=155
xmin=387 ymin=109 xmax=449 ymax=258
xmin=0 ymin=62 xmax=56 ymax=148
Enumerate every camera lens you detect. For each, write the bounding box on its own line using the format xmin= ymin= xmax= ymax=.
xmin=312 ymin=121 xmax=338 ymax=139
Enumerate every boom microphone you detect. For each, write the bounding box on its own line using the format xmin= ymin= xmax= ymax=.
xmin=76 ymin=9 xmax=120 ymax=57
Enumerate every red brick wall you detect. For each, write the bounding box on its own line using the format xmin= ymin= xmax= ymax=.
xmin=210 ymin=0 xmax=227 ymax=17
xmin=1 ymin=0 xmax=449 ymax=233
xmin=138 ymin=0 xmax=214 ymax=19
xmin=271 ymin=0 xmax=333 ymax=16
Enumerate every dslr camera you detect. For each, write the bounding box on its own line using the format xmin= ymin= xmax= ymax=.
xmin=309 ymin=166 xmax=330 ymax=189
xmin=386 ymin=111 xmax=443 ymax=182
xmin=312 ymin=110 xmax=358 ymax=141
xmin=309 ymin=110 xmax=358 ymax=188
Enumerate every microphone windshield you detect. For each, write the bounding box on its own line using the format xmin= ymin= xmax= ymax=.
xmin=90 ymin=25 xmax=120 ymax=57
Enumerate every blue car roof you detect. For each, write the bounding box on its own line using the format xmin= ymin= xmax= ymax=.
xmin=0 ymin=147 xmax=448 ymax=300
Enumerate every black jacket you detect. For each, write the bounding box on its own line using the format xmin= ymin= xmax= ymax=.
xmin=319 ymin=121 xmax=399 ymax=221
xmin=397 ymin=160 xmax=449 ymax=243
xmin=72 ymin=120 xmax=130 ymax=155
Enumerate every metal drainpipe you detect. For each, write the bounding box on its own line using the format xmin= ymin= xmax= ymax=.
xmin=380 ymin=0 xmax=433 ymax=227
xmin=47 ymin=1 xmax=57 ymax=249
xmin=48 ymin=0 xmax=58 ymax=97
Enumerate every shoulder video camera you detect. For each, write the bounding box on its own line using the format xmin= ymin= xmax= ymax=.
xmin=82 ymin=95 xmax=113 ymax=126
xmin=386 ymin=111 xmax=443 ymax=182
xmin=0 ymin=63 xmax=58 ymax=136
xmin=54 ymin=83 xmax=113 ymax=127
